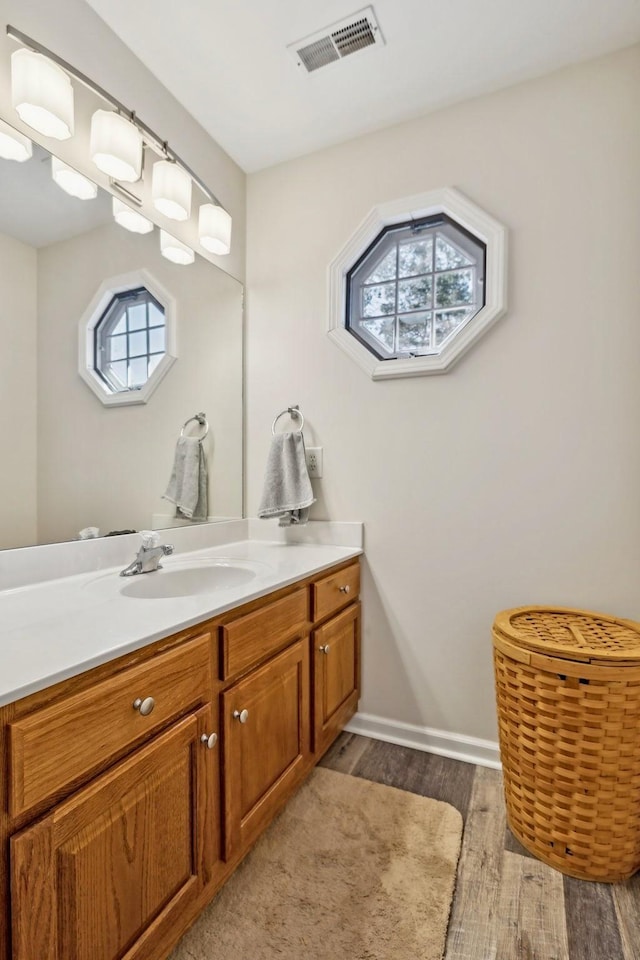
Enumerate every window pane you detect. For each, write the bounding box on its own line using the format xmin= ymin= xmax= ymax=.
xmin=108 ymin=360 xmax=128 ymax=390
xmin=362 ymin=282 xmax=396 ymax=317
xmin=435 ymin=236 xmax=471 ymax=271
xmin=128 ymin=302 xmax=147 ymax=331
xmin=148 ymin=354 xmax=163 ymax=376
xmin=149 ymin=327 xmax=165 ymax=354
xmin=361 ymin=317 xmax=395 ymax=352
xmin=129 ymin=357 xmax=148 ymax=388
xmin=398 ymin=238 xmax=433 ymax=278
xmin=148 ymin=302 xmax=164 ymax=326
xmin=111 ymin=312 xmax=127 ymax=336
xmin=107 ymin=334 xmax=127 ymax=361
xmin=397 ymin=276 xmax=432 ymax=312
xmin=128 ymin=331 xmax=147 ymax=357
xmin=398 ymin=312 xmax=431 ymax=353
xmin=435 ymin=269 xmax=474 ymax=307
xmin=435 ymin=308 xmax=472 ymax=345
xmin=366 ymin=248 xmax=396 ymax=283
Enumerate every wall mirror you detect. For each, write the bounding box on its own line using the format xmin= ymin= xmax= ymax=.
xmin=0 ymin=127 xmax=243 ymax=550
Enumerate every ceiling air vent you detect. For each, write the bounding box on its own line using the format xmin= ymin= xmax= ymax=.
xmin=288 ymin=6 xmax=384 ymax=74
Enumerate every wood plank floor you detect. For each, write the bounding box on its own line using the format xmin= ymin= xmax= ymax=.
xmin=319 ymin=733 xmax=640 ymax=960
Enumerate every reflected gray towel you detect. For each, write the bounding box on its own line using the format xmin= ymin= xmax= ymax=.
xmin=257 ymin=432 xmax=315 ymax=527
xmin=162 ymin=437 xmax=208 ymax=521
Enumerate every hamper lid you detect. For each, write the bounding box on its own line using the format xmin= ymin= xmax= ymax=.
xmin=492 ymin=605 xmax=640 ymax=663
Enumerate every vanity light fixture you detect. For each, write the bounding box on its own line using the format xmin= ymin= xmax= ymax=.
xmin=6 ymin=25 xmax=233 ymax=256
xmin=160 ymin=229 xmax=194 ymax=265
xmin=198 ymin=203 xmax=232 ymax=256
xmin=0 ymin=116 xmax=32 ymax=161
xmin=11 ymin=48 xmax=74 ymax=140
xmin=90 ymin=110 xmax=143 ymax=182
xmin=152 ymin=160 xmax=192 ymax=221
xmin=112 ymin=197 xmax=154 ymax=234
xmin=51 ymin=156 xmax=98 ymax=200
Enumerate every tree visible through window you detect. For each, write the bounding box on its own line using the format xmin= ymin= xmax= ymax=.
xmin=346 ymin=215 xmax=486 ymax=360
xmin=94 ymin=287 xmax=166 ymax=393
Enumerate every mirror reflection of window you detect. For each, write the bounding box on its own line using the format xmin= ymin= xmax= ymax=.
xmin=94 ymin=287 xmax=166 ymax=393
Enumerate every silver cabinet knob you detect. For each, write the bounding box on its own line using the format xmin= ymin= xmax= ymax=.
xmin=339 ymin=585 xmax=351 ymax=594
xmin=201 ymin=732 xmax=218 ymax=749
xmin=319 ymin=644 xmax=330 ymax=654
xmin=233 ymin=708 xmax=249 ymax=723
xmin=133 ymin=696 xmax=155 ymax=716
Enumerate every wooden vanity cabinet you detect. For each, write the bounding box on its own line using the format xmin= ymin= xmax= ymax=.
xmin=8 ymin=632 xmax=216 ymax=820
xmin=4 ymin=630 xmax=223 ymax=960
xmin=223 ymin=638 xmax=310 ymax=858
xmin=312 ymin=601 xmax=361 ymax=756
xmin=11 ymin=705 xmax=220 ymax=960
xmin=0 ymin=557 xmax=361 ymax=960
xmin=309 ymin=562 xmax=361 ymax=755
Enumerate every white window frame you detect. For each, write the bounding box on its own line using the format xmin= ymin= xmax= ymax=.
xmin=78 ymin=269 xmax=177 ymax=406
xmin=328 ymin=187 xmax=507 ymax=379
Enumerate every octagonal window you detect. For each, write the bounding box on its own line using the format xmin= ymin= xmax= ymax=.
xmin=347 ymin=215 xmax=485 ymax=360
xmin=95 ymin=287 xmax=166 ymax=393
xmin=78 ymin=269 xmax=176 ymax=406
xmin=328 ymin=188 xmax=507 ymax=380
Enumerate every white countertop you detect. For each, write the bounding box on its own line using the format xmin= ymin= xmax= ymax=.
xmin=0 ymin=534 xmax=362 ymax=708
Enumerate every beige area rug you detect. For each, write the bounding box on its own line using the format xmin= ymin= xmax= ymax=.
xmin=170 ymin=767 xmax=463 ymax=960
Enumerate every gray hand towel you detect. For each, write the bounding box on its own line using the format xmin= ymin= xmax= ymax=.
xmin=257 ymin=432 xmax=315 ymax=527
xmin=162 ymin=436 xmax=208 ymax=521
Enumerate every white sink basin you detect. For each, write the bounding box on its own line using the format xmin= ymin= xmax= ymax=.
xmin=87 ymin=558 xmax=269 ymax=600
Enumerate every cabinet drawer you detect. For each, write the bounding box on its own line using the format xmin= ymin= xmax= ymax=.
xmin=8 ymin=631 xmax=214 ymax=819
xmin=312 ymin=562 xmax=360 ymax=623
xmin=221 ymin=588 xmax=308 ymax=680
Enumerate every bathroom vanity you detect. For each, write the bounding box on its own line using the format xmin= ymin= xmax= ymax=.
xmin=0 ymin=540 xmax=361 ymax=960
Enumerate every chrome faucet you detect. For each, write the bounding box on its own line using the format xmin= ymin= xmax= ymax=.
xmin=120 ymin=539 xmax=174 ymax=577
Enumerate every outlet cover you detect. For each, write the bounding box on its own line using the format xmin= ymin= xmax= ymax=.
xmin=306 ymin=447 xmax=323 ymax=478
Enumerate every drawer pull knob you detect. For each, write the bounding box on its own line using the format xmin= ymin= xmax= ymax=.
xmin=319 ymin=644 xmax=330 ymax=654
xmin=133 ymin=696 xmax=155 ymax=716
xmin=233 ymin=708 xmax=249 ymax=724
xmin=201 ymin=732 xmax=218 ymax=750
xmin=339 ymin=585 xmax=351 ymax=594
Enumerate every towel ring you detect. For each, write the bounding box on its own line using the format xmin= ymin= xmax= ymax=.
xmin=181 ymin=412 xmax=209 ymax=440
xmin=272 ymin=405 xmax=304 ymax=435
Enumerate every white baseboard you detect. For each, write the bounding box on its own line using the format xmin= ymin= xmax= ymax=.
xmin=345 ymin=712 xmax=501 ymax=769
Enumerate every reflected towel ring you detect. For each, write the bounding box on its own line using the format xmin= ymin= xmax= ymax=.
xmin=272 ymin=405 xmax=304 ymax=435
xmin=181 ymin=412 xmax=209 ymax=440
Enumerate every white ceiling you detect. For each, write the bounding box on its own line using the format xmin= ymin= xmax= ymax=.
xmin=85 ymin=0 xmax=640 ymax=173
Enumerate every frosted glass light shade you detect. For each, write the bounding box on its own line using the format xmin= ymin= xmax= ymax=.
xmin=160 ymin=230 xmax=194 ymax=265
xmin=11 ymin=49 xmax=74 ymax=140
xmin=152 ymin=160 xmax=192 ymax=221
xmin=90 ymin=110 xmax=142 ymax=182
xmin=0 ymin=118 xmax=32 ymax=162
xmin=198 ymin=203 xmax=232 ymax=255
xmin=112 ymin=197 xmax=154 ymax=234
xmin=51 ymin=157 xmax=98 ymax=200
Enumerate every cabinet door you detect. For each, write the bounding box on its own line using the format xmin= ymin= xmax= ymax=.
xmin=11 ymin=706 xmax=221 ymax=960
xmin=223 ymin=638 xmax=309 ymax=859
xmin=313 ymin=602 xmax=361 ymax=755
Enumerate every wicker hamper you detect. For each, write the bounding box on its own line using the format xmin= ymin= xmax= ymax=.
xmin=492 ymin=606 xmax=640 ymax=882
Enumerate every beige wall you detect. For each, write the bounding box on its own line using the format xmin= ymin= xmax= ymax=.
xmin=246 ymin=46 xmax=640 ymax=742
xmin=36 ymin=222 xmax=243 ymax=543
xmin=0 ymin=232 xmax=37 ymax=548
